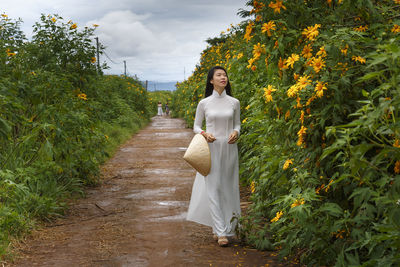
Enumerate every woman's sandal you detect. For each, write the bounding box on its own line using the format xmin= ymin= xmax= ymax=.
xmin=217 ymin=236 xmax=229 ymax=247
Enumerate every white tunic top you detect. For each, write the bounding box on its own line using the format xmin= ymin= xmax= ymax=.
xmin=186 ymin=89 xmax=241 ymax=237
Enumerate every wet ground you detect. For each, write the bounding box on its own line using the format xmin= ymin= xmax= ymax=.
xmin=10 ymin=117 xmax=295 ymax=267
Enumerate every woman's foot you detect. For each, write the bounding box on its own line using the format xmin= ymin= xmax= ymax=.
xmin=217 ymin=236 xmax=229 ymax=247
xmin=213 ymin=234 xmax=218 ymax=241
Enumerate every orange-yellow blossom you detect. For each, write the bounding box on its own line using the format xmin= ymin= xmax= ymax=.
xmin=270 ymin=211 xmax=284 ymax=222
xmin=394 ymin=139 xmax=400 ymax=148
xmin=301 ymin=44 xmax=313 ymax=59
xmin=302 ymin=24 xmax=321 ymax=41
xmin=70 ymin=23 xmax=77 ymax=29
xmin=341 ymin=44 xmax=349 ymax=55
xmin=263 ymin=85 xmax=277 ymax=102
xmin=395 ymin=161 xmax=400 ymax=174
xmin=352 ymin=56 xmax=366 ymax=64
xmin=291 ymin=198 xmax=305 ymax=208
xmin=300 ymin=110 xmax=305 ymax=124
xmin=244 ymin=22 xmax=254 ymax=42
xmin=283 ymin=159 xmax=294 ymax=170
xmin=261 ymin=21 xmax=276 ymax=37
xmin=315 ymin=81 xmax=328 ymax=98
xmin=354 ymin=25 xmax=368 ymax=32
xmin=285 ymin=54 xmax=300 ymax=69
xmin=392 ymin=24 xmax=400 ymax=33
xmin=268 ymin=0 xmax=286 ymax=13
xmin=310 ymin=56 xmax=326 ymax=73
xmin=253 ymin=43 xmax=266 ymax=59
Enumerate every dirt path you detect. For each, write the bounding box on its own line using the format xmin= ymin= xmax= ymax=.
xmin=11 ymin=117 xmax=291 ymax=267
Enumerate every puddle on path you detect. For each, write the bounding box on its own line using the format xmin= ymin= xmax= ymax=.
xmin=149 ymin=211 xmax=188 ymax=222
xmin=123 ymin=187 xmax=176 ymax=199
xmin=156 ymin=201 xmax=188 ymax=207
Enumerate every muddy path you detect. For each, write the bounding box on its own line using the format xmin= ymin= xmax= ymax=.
xmin=11 ymin=117 xmax=293 ymax=267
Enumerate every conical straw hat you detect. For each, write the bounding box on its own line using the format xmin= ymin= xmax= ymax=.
xmin=183 ymin=133 xmax=211 ymax=176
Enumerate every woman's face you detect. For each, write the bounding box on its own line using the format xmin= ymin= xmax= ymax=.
xmin=211 ymin=69 xmax=228 ymax=89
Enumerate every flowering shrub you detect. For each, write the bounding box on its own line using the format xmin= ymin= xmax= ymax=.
xmin=0 ymin=14 xmax=150 ymax=258
xmin=172 ymin=0 xmax=400 ymax=265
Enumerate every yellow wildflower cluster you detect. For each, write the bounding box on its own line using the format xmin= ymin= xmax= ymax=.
xmin=244 ymin=22 xmax=254 ymax=42
xmin=392 ymin=24 xmax=400 ymax=33
xmin=353 ymin=25 xmax=368 ymax=32
xmin=394 ymin=0 xmax=400 ymax=4
xmin=253 ymin=43 xmax=266 ymax=59
xmin=315 ymin=184 xmax=325 ymax=194
xmin=261 ymin=21 xmax=276 ymax=37
xmin=283 ymin=159 xmax=294 ymax=170
xmin=263 ymin=85 xmax=277 ymax=102
xmin=78 ymin=93 xmax=87 ymax=100
xmin=70 ymin=23 xmax=77 ymax=29
xmin=315 ymin=81 xmax=328 ymax=98
xmin=302 ymin=24 xmax=321 ymax=41
xmin=270 ymin=211 xmax=284 ymax=223
xmin=297 ymin=125 xmax=307 ymax=146
xmin=300 ymin=110 xmax=305 ymax=124
xmin=287 ymin=75 xmax=311 ymax=98
xmin=352 ymin=56 xmax=366 ymax=64
xmin=395 ymin=161 xmax=400 ymax=174
xmin=290 ymin=198 xmax=305 ymax=208
xmin=51 ymin=17 xmax=57 ymax=23
xmin=91 ymin=57 xmax=96 ymax=63
xmin=310 ymin=56 xmax=326 ymax=73
xmin=268 ymin=0 xmax=286 ymax=13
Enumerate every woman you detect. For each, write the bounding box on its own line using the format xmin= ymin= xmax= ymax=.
xmin=157 ymin=101 xmax=163 ymax=116
xmin=186 ymin=66 xmax=241 ymax=247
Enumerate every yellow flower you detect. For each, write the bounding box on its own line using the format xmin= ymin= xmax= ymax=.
xmin=271 ymin=211 xmax=284 ymax=223
xmin=6 ymin=48 xmax=16 ymax=57
xmin=296 ymin=97 xmax=303 ymax=108
xmin=91 ymin=57 xmax=96 ymax=63
xmin=245 ymin=105 xmax=250 ymax=110
xmin=237 ymin=53 xmax=243 ymax=59
xmin=247 ymin=57 xmax=256 ymax=69
xmin=242 ymin=118 xmax=248 ymax=124
xmin=263 ymin=85 xmax=277 ymax=102
xmin=300 ymin=110 xmax=305 ymax=124
xmin=315 ymin=81 xmax=328 ymax=98
xmin=283 ymin=159 xmax=294 ymax=170
xmin=51 ymin=17 xmax=57 ymax=23
xmin=268 ymin=0 xmax=286 ymax=14
xmin=310 ymin=57 xmax=326 ymax=73
xmin=278 ymin=57 xmax=288 ymax=71
xmin=391 ymin=24 xmax=400 ymax=33
xmin=78 ymin=93 xmax=87 ymax=100
xmin=70 ymin=23 xmax=77 ymax=29
xmin=261 ymin=21 xmax=276 ymax=37
xmin=352 ymin=56 xmax=366 ymax=64
xmin=394 ymin=0 xmax=400 ymax=4
xmin=290 ymin=198 xmax=305 ymax=208
xmin=250 ymin=181 xmax=256 ymax=193
xmin=251 ymin=65 xmax=257 ymax=71
xmin=285 ymin=54 xmax=300 ymax=69
xmin=302 ymin=24 xmax=321 ymax=41
xmin=316 ymin=46 xmax=327 ymax=58
xmin=353 ymin=25 xmax=368 ymax=32
xmin=301 ymin=44 xmax=313 ymax=59
xmin=340 ymin=44 xmax=349 ymax=55
xmin=93 ymin=24 xmax=99 ymax=27
xmin=244 ymin=22 xmax=254 ymax=42
xmin=395 ymin=161 xmax=400 ymax=174
xmin=285 ymin=110 xmax=291 ymax=120
xmin=1 ymin=14 xmax=8 ymax=18
xmin=297 ymin=126 xmax=307 ymax=146
xmin=287 ymin=84 xmax=299 ymax=98
xmin=394 ymin=139 xmax=400 ymax=148
xmin=104 ymin=135 xmax=109 ymax=139
xmin=297 ymin=75 xmax=312 ymax=90
xmin=253 ymin=43 xmax=266 ymax=59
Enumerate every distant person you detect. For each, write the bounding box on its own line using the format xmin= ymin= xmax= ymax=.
xmin=186 ymin=66 xmax=241 ymax=247
xmin=165 ymin=102 xmax=170 ymax=116
xmin=157 ymin=101 xmax=163 ymax=116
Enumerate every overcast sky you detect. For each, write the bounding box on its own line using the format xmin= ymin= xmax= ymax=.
xmin=1 ymin=0 xmax=246 ymax=82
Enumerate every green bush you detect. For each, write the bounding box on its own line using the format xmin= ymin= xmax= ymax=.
xmin=172 ymin=0 xmax=400 ymax=265
xmin=0 ymin=14 xmax=150 ymax=258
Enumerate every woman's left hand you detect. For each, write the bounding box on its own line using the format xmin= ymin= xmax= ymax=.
xmin=228 ymin=131 xmax=239 ymax=144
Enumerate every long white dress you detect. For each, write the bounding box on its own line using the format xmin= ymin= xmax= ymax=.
xmin=157 ymin=104 xmax=163 ymax=116
xmin=186 ymin=89 xmax=241 ymax=237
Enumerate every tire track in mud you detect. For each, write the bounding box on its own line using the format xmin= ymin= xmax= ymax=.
xmin=11 ymin=116 xmax=294 ymax=267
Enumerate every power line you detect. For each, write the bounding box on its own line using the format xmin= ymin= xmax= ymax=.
xmin=103 ymin=50 xmax=122 ymax=65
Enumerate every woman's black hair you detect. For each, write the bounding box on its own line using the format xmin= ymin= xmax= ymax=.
xmin=204 ymin=66 xmax=232 ymax=98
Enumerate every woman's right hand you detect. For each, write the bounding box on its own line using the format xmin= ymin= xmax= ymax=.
xmin=201 ymin=132 xmax=216 ymax=143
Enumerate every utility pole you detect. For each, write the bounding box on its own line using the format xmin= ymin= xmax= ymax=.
xmin=145 ymin=80 xmax=148 ymax=91
xmin=123 ymin=60 xmax=126 ymax=77
xmin=184 ymin=67 xmax=186 ymax=81
xmin=95 ymin=37 xmax=100 ymax=72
